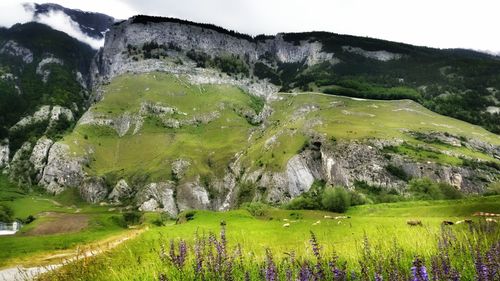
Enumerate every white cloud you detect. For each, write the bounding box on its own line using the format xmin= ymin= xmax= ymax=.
xmin=0 ymin=0 xmax=33 ymax=27
xmin=119 ymin=0 xmax=500 ymax=53
xmin=34 ymin=9 xmax=104 ymax=49
xmin=0 ymin=0 xmax=499 ymax=52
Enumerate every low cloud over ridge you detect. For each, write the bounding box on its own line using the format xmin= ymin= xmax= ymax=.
xmin=33 ymin=9 xmax=104 ymax=49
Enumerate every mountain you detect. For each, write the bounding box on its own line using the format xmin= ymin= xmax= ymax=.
xmin=94 ymin=16 xmax=500 ymax=133
xmin=0 ymin=22 xmax=96 ymax=177
xmin=30 ymin=3 xmax=115 ymax=41
xmin=1 ymin=13 xmax=499 ymax=212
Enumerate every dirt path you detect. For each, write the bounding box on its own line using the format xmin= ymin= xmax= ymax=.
xmin=0 ymin=228 xmax=145 ymax=281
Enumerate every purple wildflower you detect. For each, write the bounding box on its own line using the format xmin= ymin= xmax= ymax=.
xmin=220 ymin=223 xmax=227 ymax=258
xmin=485 ymin=241 xmax=500 ymax=280
xmin=360 ymin=233 xmax=372 ymax=281
xmin=265 ymin=248 xmax=277 ymax=281
xmin=309 ymin=232 xmax=324 ymax=280
xmin=158 ymin=273 xmax=168 ymax=281
xmin=167 ymin=239 xmax=187 ymax=269
xmin=299 ymin=262 xmax=312 ymax=281
xmin=350 ymin=270 xmax=357 ymax=281
xmin=309 ymin=231 xmax=322 ymax=259
xmin=194 ymin=233 xmax=205 ymax=277
xmin=285 ymin=251 xmax=295 ymax=281
xmin=328 ymin=252 xmax=347 ymax=281
xmin=474 ymin=247 xmax=488 ymax=281
xmin=411 ymin=257 xmax=429 ymax=281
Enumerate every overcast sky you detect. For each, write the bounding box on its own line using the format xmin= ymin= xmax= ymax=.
xmin=0 ymin=0 xmax=499 ymax=53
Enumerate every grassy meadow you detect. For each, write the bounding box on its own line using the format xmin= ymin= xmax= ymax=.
xmin=0 ymin=175 xmax=130 ymax=268
xmin=40 ymin=196 xmax=500 ymax=280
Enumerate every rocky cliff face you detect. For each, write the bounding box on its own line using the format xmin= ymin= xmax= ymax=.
xmin=229 ymin=138 xmax=497 ymax=206
xmin=90 ymin=17 xmax=339 ymax=100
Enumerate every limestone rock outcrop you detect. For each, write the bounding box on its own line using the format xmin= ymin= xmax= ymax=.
xmin=79 ymin=177 xmax=108 ymax=203
xmin=29 ymin=137 xmax=54 ymax=181
xmin=108 ymin=179 xmax=133 ymax=203
xmin=39 ymin=143 xmax=86 ymax=194
xmin=137 ymin=182 xmax=178 ymax=217
xmin=0 ymin=140 xmax=9 ymax=168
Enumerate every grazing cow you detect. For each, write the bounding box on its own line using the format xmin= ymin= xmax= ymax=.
xmin=283 ymin=219 xmax=289 ymax=222
xmin=455 ymin=219 xmax=473 ymax=225
xmin=486 ymin=218 xmax=498 ymax=223
xmin=324 ymin=215 xmax=332 ymax=219
xmin=407 ymin=220 xmax=422 ymax=226
xmin=334 ymin=216 xmax=348 ymax=220
xmin=473 ymin=212 xmax=500 ymax=217
xmin=442 ymin=221 xmax=454 ymax=226
xmin=283 ymin=223 xmax=290 ymax=228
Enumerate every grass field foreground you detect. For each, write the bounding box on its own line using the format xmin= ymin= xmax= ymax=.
xmin=40 ymin=196 xmax=500 ymax=280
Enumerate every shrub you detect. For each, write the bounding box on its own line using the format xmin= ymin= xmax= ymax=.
xmin=151 ymin=213 xmax=171 ymax=227
xmin=408 ymin=178 xmax=443 ymax=200
xmin=0 ymin=204 xmax=14 ymax=222
xmin=212 ymin=55 xmax=249 ymax=76
xmin=408 ymin=178 xmax=465 ymax=200
xmin=439 ymin=183 xmax=463 ymax=199
xmin=18 ymin=215 xmax=35 ymax=224
xmin=110 ymin=215 xmax=127 ymax=228
xmin=321 ymin=187 xmax=351 ymax=213
xmin=484 ymin=182 xmax=500 ymax=196
xmin=353 ymin=181 xmax=404 ymax=204
xmin=236 ymin=182 xmax=256 ymax=206
xmin=241 ymin=202 xmax=269 ymax=217
xmin=176 ymin=210 xmax=197 ymax=224
xmin=386 ymin=164 xmax=410 ymax=181
xmin=122 ymin=211 xmax=144 ymax=226
xmin=286 ymin=196 xmax=319 ymax=210
xmin=349 ymin=191 xmax=368 ymax=206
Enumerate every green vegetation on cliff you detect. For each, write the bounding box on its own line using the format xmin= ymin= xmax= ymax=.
xmin=60 ymin=73 xmax=499 ymax=198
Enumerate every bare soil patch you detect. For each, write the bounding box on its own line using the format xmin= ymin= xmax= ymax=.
xmin=26 ymin=213 xmax=89 ymax=236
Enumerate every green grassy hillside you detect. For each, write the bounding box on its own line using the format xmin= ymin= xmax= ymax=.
xmin=61 ymin=72 xmax=499 ymax=188
xmin=63 ymin=73 xmax=260 ymax=184
xmin=244 ymin=92 xmax=499 ymax=171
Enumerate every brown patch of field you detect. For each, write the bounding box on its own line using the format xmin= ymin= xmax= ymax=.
xmin=25 ymin=213 xmax=89 ymax=236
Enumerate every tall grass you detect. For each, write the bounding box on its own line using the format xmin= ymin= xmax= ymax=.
xmin=41 ymin=220 xmax=499 ymax=281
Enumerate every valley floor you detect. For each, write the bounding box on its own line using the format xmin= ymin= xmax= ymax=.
xmin=36 ymin=196 xmax=500 ymax=280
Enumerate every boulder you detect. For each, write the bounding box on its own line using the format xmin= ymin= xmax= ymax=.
xmin=8 ymin=142 xmax=35 ymax=185
xmin=176 ymin=181 xmax=210 ymax=211
xmin=0 ymin=140 xmax=9 ymax=168
xmin=108 ymin=179 xmax=132 ymax=203
xmin=39 ymin=143 xmax=85 ymax=194
xmin=172 ymin=158 xmax=190 ymax=180
xmin=137 ymin=182 xmax=178 ymax=217
xmin=29 ymin=137 xmax=53 ymax=181
xmin=79 ymin=177 xmax=108 ymax=203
